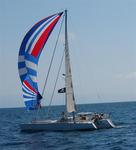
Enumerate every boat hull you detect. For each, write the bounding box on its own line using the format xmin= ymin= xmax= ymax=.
xmin=20 ymin=119 xmax=115 ymax=132
xmin=20 ymin=122 xmax=95 ymax=132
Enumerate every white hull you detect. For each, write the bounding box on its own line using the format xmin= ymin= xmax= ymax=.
xmin=20 ymin=119 xmax=115 ymax=132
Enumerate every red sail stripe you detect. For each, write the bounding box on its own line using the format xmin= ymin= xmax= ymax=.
xmin=31 ymin=15 xmax=61 ymax=57
xmin=23 ymin=80 xmax=37 ymax=94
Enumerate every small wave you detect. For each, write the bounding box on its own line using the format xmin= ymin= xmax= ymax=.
xmin=115 ymin=123 xmax=136 ymax=129
xmin=1 ymin=141 xmax=29 ymax=147
xmin=115 ymin=125 xmax=129 ymax=128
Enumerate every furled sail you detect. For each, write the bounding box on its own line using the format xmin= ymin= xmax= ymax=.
xmin=18 ymin=12 xmax=63 ymax=110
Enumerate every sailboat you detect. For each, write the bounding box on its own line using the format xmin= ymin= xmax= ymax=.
xmin=18 ymin=10 xmax=115 ymax=132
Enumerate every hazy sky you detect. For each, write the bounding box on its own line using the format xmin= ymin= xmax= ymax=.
xmin=0 ymin=0 xmax=136 ymax=108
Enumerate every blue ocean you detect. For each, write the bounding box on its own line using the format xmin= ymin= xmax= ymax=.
xmin=0 ymin=101 xmax=136 ymax=150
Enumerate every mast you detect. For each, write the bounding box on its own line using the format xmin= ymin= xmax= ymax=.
xmin=64 ymin=10 xmax=76 ymax=115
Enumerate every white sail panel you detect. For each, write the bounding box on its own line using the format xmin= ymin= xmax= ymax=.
xmin=19 ymin=68 xmax=27 ymax=76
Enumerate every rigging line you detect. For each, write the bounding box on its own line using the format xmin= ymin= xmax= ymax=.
xmin=41 ymin=14 xmax=64 ymax=97
xmin=35 ymin=14 xmax=64 ymax=120
xmin=46 ymin=50 xmax=65 ymax=118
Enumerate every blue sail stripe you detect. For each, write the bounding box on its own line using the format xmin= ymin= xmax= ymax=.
xmin=20 ymin=74 xmax=27 ymax=82
xmin=23 ymin=95 xmax=36 ymax=99
xmin=25 ymin=53 xmax=38 ymax=64
xmin=32 ymin=82 xmax=38 ymax=90
xmin=25 ymin=100 xmax=37 ymax=110
xmin=18 ymin=62 xmax=26 ymax=68
xmin=26 ymin=68 xmax=37 ymax=76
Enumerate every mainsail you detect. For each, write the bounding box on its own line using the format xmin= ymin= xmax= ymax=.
xmin=64 ymin=10 xmax=76 ymax=113
xmin=18 ymin=12 xmax=63 ymax=110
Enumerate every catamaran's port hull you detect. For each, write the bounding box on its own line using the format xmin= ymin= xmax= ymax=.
xmin=20 ymin=119 xmax=115 ymax=132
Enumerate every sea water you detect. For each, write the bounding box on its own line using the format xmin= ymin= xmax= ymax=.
xmin=0 ymin=102 xmax=136 ymax=150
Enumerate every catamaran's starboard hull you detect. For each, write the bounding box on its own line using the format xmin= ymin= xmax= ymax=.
xmin=20 ymin=119 xmax=115 ymax=132
xmin=95 ymin=119 xmax=115 ymax=129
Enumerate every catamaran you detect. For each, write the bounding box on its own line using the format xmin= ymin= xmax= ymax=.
xmin=18 ymin=10 xmax=115 ymax=132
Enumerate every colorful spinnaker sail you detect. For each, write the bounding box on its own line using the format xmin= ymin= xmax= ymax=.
xmin=18 ymin=12 xmax=63 ymax=110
